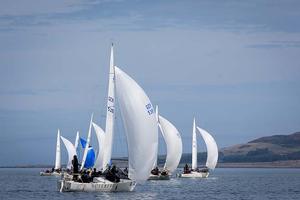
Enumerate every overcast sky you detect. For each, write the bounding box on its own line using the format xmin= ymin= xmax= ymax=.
xmin=1 ymin=0 xmax=300 ymax=166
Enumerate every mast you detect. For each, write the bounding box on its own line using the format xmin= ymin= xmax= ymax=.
xmin=103 ymin=43 xmax=115 ymax=170
xmin=192 ymin=118 xmax=197 ymax=170
xmin=54 ymin=129 xmax=61 ymax=170
xmin=80 ymin=114 xmax=93 ymax=171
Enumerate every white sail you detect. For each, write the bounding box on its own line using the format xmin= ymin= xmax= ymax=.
xmin=151 ymin=105 xmax=159 ymax=169
xmin=92 ymin=122 xmax=106 ymax=171
xmin=80 ymin=114 xmax=94 ymax=170
xmin=192 ymin=118 xmax=197 ymax=170
xmin=60 ymin=136 xmax=77 ymax=169
xmin=103 ymin=44 xmax=115 ymax=170
xmin=54 ymin=129 xmax=61 ymax=170
xmin=74 ymin=131 xmax=80 ymax=150
xmin=196 ymin=127 xmax=218 ymax=170
xmin=158 ymin=115 xmax=182 ymax=173
xmin=115 ymin=66 xmax=158 ymax=182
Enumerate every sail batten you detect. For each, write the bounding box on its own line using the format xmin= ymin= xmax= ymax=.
xmin=115 ymin=66 xmax=158 ymax=182
xmin=196 ymin=127 xmax=218 ymax=170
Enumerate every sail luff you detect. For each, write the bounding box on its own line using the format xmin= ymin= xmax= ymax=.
xmin=103 ymin=44 xmax=115 ymax=170
xmin=54 ymin=129 xmax=61 ymax=170
xmin=80 ymin=114 xmax=94 ymax=170
xmin=196 ymin=127 xmax=218 ymax=170
xmin=192 ymin=118 xmax=197 ymax=170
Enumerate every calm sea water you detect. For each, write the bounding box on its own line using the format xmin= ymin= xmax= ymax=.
xmin=0 ymin=168 xmax=299 ymax=200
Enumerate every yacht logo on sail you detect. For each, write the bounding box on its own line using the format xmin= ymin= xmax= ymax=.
xmin=145 ymin=103 xmax=154 ymax=115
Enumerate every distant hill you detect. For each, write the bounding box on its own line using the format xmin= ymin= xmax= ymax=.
xmin=220 ymin=132 xmax=300 ymax=163
xmin=178 ymin=132 xmax=300 ymax=165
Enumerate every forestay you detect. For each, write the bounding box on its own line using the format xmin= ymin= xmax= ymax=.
xmin=114 ymin=66 xmax=158 ymax=182
xmin=196 ymin=127 xmax=218 ymax=170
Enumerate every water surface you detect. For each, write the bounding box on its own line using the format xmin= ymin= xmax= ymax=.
xmin=0 ymin=168 xmax=299 ymax=199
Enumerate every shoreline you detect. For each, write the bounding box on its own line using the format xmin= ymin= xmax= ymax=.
xmin=2 ymin=160 xmax=300 ymax=169
xmin=217 ymin=160 xmax=300 ymax=168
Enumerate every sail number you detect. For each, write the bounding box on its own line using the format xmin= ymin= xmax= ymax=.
xmin=145 ymin=103 xmax=154 ymax=115
xmin=108 ymin=106 xmax=114 ymax=113
xmin=108 ymin=96 xmax=114 ymax=102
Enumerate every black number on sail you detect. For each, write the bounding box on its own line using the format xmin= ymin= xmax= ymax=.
xmin=145 ymin=103 xmax=154 ymax=115
xmin=108 ymin=96 xmax=114 ymax=102
xmin=108 ymin=106 xmax=114 ymax=113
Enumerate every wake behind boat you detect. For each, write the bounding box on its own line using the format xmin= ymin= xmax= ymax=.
xmin=178 ymin=118 xmax=218 ymax=178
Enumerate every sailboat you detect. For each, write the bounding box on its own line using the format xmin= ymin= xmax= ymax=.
xmin=149 ymin=106 xmax=182 ymax=180
xmin=40 ymin=129 xmax=62 ymax=176
xmin=60 ymin=136 xmax=77 ymax=170
xmin=58 ymin=44 xmax=158 ymax=192
xmin=179 ymin=118 xmax=218 ymax=178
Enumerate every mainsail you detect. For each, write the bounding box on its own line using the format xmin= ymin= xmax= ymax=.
xmin=196 ymin=127 xmax=218 ymax=170
xmin=192 ymin=118 xmax=197 ymax=170
xmin=115 ymin=66 xmax=158 ymax=181
xmin=54 ymin=129 xmax=61 ymax=170
xmin=92 ymin=122 xmax=106 ymax=171
xmin=103 ymin=44 xmax=115 ymax=169
xmin=158 ymin=115 xmax=182 ymax=173
xmin=60 ymin=136 xmax=77 ymax=169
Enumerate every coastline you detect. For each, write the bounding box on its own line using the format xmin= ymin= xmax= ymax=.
xmin=2 ymin=160 xmax=300 ymax=169
xmin=216 ymin=160 xmax=300 ymax=168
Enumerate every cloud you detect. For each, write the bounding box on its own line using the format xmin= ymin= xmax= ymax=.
xmin=0 ymin=0 xmax=92 ymax=16
xmin=1 ymin=0 xmax=300 ymax=33
xmin=246 ymin=40 xmax=300 ymax=49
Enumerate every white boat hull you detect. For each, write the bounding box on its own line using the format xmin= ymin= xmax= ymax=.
xmin=178 ymin=171 xmax=209 ymax=178
xmin=40 ymin=172 xmax=61 ymax=176
xmin=148 ymin=174 xmax=170 ymax=180
xmin=58 ymin=177 xmax=136 ymax=192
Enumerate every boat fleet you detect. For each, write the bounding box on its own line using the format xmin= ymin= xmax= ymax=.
xmin=40 ymin=44 xmax=219 ymax=192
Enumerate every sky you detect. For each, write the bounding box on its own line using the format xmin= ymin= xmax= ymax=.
xmin=0 ymin=0 xmax=300 ymax=166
